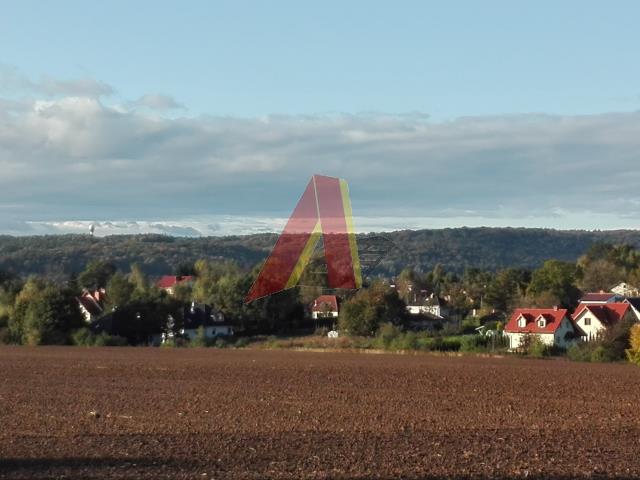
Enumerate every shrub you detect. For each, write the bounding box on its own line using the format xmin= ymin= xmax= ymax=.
xmin=72 ymin=328 xmax=128 ymax=347
xmin=590 ymin=345 xmax=617 ymax=363
xmin=567 ymin=343 xmax=593 ymax=362
xmin=521 ymin=336 xmax=551 ymax=358
xmin=72 ymin=327 xmax=94 ymax=346
xmin=626 ymin=324 xmax=640 ymax=365
xmin=314 ymin=326 xmax=329 ymax=337
xmin=233 ymin=337 xmax=251 ymax=348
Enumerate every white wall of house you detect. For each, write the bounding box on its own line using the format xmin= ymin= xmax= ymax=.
xmin=406 ymin=305 xmax=445 ymax=318
xmin=553 ymin=318 xmax=577 ymax=348
xmin=311 ymin=311 xmax=338 ymax=320
xmin=78 ymin=304 xmax=94 ymax=323
xmin=505 ymin=332 xmax=555 ymax=349
xmin=180 ymin=325 xmax=233 ymax=340
xmin=573 ymin=311 xmax=605 ymax=341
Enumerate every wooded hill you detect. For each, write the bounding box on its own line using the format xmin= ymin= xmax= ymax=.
xmin=3 ymin=227 xmax=640 ymax=279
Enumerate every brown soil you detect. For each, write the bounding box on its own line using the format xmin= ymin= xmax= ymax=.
xmin=1 ymin=347 xmax=639 ymax=479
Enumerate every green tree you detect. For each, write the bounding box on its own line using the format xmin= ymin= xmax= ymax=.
xmin=11 ymin=278 xmax=84 ymax=345
xmin=580 ymin=259 xmax=621 ymax=292
xmin=484 ymin=269 xmax=529 ymax=313
xmin=338 ymin=282 xmax=406 ymax=336
xmin=527 ymin=260 xmax=580 ymax=308
xmin=79 ymin=260 xmax=116 ymax=290
xmin=105 ymin=272 xmax=134 ymax=309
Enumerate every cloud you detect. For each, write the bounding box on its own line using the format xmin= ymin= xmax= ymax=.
xmin=1 ymin=80 xmax=640 ymax=233
xmin=131 ymin=93 xmax=185 ymax=111
xmin=0 ymin=64 xmax=113 ymax=98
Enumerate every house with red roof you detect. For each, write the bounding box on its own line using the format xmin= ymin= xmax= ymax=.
xmin=156 ymin=275 xmax=194 ymax=295
xmin=504 ymin=307 xmax=579 ymax=350
xmin=571 ymin=303 xmax=635 ymax=341
xmin=76 ymin=289 xmax=107 ymax=323
xmin=311 ymin=295 xmax=339 ymax=320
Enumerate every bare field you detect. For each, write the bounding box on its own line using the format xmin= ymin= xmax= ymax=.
xmin=1 ymin=347 xmax=640 ymax=479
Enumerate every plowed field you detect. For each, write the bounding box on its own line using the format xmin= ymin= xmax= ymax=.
xmin=1 ymin=347 xmax=639 ymax=479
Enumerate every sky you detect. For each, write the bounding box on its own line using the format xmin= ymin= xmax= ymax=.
xmin=1 ymin=1 xmax=640 ymax=236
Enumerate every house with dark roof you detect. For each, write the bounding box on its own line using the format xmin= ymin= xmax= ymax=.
xmin=578 ymin=292 xmax=624 ymax=304
xmin=572 ymin=303 xmax=635 ymax=341
xmin=179 ymin=302 xmax=233 ymax=341
xmin=406 ymin=293 xmax=450 ymax=319
xmin=156 ymin=275 xmax=194 ymax=295
xmin=504 ymin=307 xmax=578 ymax=350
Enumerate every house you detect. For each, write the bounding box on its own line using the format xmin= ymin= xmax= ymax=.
xmin=611 ymin=282 xmax=640 ymax=297
xmin=504 ymin=307 xmax=578 ymax=350
xmin=406 ymin=293 xmax=449 ymax=319
xmin=571 ymin=303 xmax=634 ymax=341
xmin=179 ymin=302 xmax=233 ymax=341
xmin=311 ymin=295 xmax=339 ymax=320
xmin=156 ymin=275 xmax=194 ymax=295
xmin=77 ymin=289 xmax=107 ymax=322
xmin=578 ymin=292 xmax=624 ymax=304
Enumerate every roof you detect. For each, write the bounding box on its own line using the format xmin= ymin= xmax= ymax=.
xmin=626 ymin=297 xmax=640 ymax=311
xmin=579 ymin=292 xmax=618 ymax=303
xmin=183 ymin=303 xmax=226 ymax=329
xmin=504 ymin=308 xmax=570 ymax=334
xmin=77 ymin=293 xmax=103 ymax=316
xmin=312 ymin=295 xmax=339 ymax=312
xmin=572 ymin=302 xmax=630 ymax=326
xmin=157 ymin=275 xmax=194 ymax=289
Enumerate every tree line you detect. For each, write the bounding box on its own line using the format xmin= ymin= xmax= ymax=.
xmin=1 ymin=240 xmax=640 ymax=347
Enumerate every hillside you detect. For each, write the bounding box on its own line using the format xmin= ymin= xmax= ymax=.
xmin=2 ymin=227 xmax=640 ymax=279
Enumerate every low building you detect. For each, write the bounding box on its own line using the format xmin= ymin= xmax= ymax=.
xmin=572 ymin=303 xmax=634 ymax=341
xmin=179 ymin=302 xmax=233 ymax=340
xmin=578 ymin=292 xmax=624 ymax=304
xmin=156 ymin=275 xmax=194 ymax=295
xmin=76 ymin=289 xmax=106 ymax=322
xmin=406 ymin=293 xmax=449 ymax=319
xmin=504 ymin=307 xmax=578 ymax=350
xmin=611 ymin=282 xmax=640 ymax=297
xmin=311 ymin=295 xmax=339 ymax=320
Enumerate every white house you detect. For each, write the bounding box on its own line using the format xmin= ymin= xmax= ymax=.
xmin=504 ymin=307 xmax=578 ymax=350
xmin=611 ymin=282 xmax=640 ymax=297
xmin=179 ymin=302 xmax=233 ymax=341
xmin=311 ymin=295 xmax=339 ymax=320
xmin=571 ymin=302 xmax=633 ymax=341
xmin=406 ymin=293 xmax=449 ymax=319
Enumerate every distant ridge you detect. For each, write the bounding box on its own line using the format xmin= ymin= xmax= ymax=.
xmin=2 ymin=227 xmax=640 ymax=279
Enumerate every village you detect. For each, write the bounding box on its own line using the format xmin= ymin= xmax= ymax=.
xmin=72 ymin=268 xmax=640 ymax=359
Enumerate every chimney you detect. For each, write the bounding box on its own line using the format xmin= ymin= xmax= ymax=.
xmin=553 ymin=305 xmax=558 ymax=311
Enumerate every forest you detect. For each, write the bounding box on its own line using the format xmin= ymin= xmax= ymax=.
xmin=3 ymin=227 xmax=640 ymax=279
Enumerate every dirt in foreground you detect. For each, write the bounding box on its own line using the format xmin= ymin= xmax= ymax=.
xmin=1 ymin=347 xmax=639 ymax=479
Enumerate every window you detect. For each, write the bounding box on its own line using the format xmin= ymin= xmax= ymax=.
xmin=538 ymin=319 xmax=546 ymax=328
xmin=518 ymin=317 xmax=526 ymax=328
xmin=584 ymin=318 xmax=591 ymax=326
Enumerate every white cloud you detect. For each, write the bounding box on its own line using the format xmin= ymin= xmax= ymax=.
xmin=1 ymin=73 xmax=640 ymax=233
xmin=0 ymin=64 xmax=114 ymax=98
xmin=131 ymin=93 xmax=184 ymax=111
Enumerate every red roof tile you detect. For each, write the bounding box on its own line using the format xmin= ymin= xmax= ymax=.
xmin=312 ymin=295 xmax=339 ymax=312
xmin=504 ymin=308 xmax=570 ymax=334
xmin=157 ymin=275 xmax=194 ymax=289
xmin=572 ymin=303 xmax=630 ymax=326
